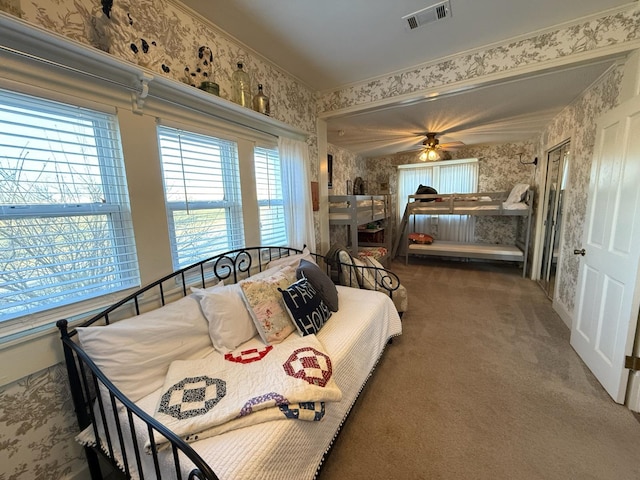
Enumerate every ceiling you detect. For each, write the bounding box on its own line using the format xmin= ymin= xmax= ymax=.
xmin=180 ymin=0 xmax=633 ymax=157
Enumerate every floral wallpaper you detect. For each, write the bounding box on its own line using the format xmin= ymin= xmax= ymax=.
xmin=15 ymin=0 xmax=317 ymax=135
xmin=0 ymin=365 xmax=84 ymax=480
xmin=318 ymin=5 xmax=640 ymax=114
xmin=538 ymin=65 xmax=623 ymax=315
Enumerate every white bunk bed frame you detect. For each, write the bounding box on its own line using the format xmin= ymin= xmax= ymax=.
xmin=329 ymin=194 xmax=390 ymax=259
xmin=393 ymin=190 xmax=534 ymax=277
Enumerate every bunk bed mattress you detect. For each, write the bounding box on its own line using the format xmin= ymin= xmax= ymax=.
xmin=409 ymin=201 xmax=528 ymax=214
xmin=329 ymin=207 xmax=386 ymax=221
xmin=77 ymin=286 xmax=402 ymax=480
xmin=408 ymin=241 xmax=524 ymax=261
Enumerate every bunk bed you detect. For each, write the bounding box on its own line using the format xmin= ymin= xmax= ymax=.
xmin=392 ymin=185 xmax=534 ymax=276
xmin=329 ymin=194 xmax=391 ymax=263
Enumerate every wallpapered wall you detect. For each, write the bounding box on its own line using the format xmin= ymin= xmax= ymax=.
xmin=317 ymin=5 xmax=640 ymax=114
xmin=0 ymin=0 xmax=319 ymax=479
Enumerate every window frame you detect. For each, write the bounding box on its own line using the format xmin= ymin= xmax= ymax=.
xmin=254 ymin=145 xmax=288 ymax=247
xmin=0 ymin=89 xmax=140 ymax=332
xmin=157 ymin=125 xmax=246 ymax=270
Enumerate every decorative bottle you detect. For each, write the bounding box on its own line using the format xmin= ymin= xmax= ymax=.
xmin=252 ymin=84 xmax=270 ymax=116
xmin=232 ymin=62 xmax=251 ymax=107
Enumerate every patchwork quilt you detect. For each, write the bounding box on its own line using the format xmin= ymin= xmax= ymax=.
xmin=147 ymin=334 xmax=342 ymax=450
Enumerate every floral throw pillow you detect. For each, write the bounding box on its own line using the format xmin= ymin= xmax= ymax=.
xmin=240 ymin=266 xmax=297 ymax=344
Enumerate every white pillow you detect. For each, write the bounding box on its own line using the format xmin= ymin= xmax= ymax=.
xmin=190 ymin=279 xmax=224 ymax=298
xmin=199 ymin=283 xmax=258 ymax=352
xmin=76 ymin=295 xmax=212 ymax=402
xmin=505 ymin=183 xmax=529 ymax=204
xmin=266 ymin=247 xmax=316 ymax=270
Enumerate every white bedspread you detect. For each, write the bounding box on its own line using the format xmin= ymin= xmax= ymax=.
xmin=77 ymin=286 xmax=402 ymax=480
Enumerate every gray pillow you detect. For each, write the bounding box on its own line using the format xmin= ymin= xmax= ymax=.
xmin=296 ymin=259 xmax=339 ymax=312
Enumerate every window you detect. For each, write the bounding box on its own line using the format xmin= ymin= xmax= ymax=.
xmin=397 ymin=158 xmax=478 ymax=242
xmin=254 ymin=146 xmax=287 ymax=246
xmin=0 ymin=89 xmax=139 ymax=325
xmin=157 ymin=126 xmax=244 ymax=270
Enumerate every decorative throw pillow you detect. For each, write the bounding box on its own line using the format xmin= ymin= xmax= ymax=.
xmin=199 ymin=283 xmax=258 ymax=352
xmin=279 ymin=277 xmax=332 ymax=336
xmin=408 ymin=232 xmax=434 ymax=244
xmin=337 ymin=250 xmax=360 ymax=288
xmin=239 ymin=266 xmax=297 ymax=344
xmin=296 ymin=259 xmax=339 ymax=312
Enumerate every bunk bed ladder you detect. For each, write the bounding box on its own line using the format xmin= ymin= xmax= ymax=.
xmin=391 ymin=205 xmax=410 ymax=258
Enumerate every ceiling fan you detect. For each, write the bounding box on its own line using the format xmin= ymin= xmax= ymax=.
xmin=418 ymin=132 xmax=463 ymax=161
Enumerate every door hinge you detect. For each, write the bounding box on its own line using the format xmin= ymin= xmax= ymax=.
xmin=625 ymin=355 xmax=640 ymax=371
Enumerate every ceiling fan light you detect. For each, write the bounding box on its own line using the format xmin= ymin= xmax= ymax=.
xmin=427 ymin=148 xmax=440 ymax=161
xmin=419 ymin=151 xmax=428 ymax=161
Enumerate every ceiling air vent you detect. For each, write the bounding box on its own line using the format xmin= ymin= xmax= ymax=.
xmin=402 ymin=0 xmax=452 ymax=31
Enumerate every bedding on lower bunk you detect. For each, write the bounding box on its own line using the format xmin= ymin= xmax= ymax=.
xmin=76 ymin=286 xmax=402 ymax=480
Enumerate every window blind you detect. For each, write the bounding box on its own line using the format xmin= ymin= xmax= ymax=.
xmin=254 ymin=146 xmax=287 ymax=246
xmin=157 ymin=126 xmax=245 ymax=269
xmin=0 ymin=89 xmax=139 ymax=325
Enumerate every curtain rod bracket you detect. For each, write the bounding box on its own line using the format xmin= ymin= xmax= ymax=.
xmin=132 ymin=73 xmax=154 ymax=115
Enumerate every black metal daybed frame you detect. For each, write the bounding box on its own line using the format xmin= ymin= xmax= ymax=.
xmin=57 ymin=246 xmax=401 ymax=480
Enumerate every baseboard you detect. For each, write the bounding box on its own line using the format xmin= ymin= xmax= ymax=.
xmin=552 ymin=299 xmax=572 ymax=330
xmin=627 ymin=371 xmax=640 ymax=412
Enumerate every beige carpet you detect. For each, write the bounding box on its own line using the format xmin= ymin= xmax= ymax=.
xmin=318 ymin=258 xmax=640 ymax=480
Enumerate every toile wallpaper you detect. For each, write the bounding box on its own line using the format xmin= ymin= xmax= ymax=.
xmin=0 ymin=0 xmax=634 ymax=478
xmin=0 ymin=365 xmax=84 ymax=480
xmin=318 ymin=5 xmax=640 ymax=114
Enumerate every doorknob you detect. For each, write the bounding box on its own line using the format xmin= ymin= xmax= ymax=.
xmin=574 ymin=248 xmax=586 ymax=256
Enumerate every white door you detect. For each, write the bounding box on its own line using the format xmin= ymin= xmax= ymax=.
xmin=570 ymin=94 xmax=640 ymax=403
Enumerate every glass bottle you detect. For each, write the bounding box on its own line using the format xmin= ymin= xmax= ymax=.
xmin=252 ymin=84 xmax=270 ymax=116
xmin=231 ymin=62 xmax=251 ymax=107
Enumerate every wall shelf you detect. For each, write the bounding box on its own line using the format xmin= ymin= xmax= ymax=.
xmin=0 ymin=12 xmax=308 ymax=141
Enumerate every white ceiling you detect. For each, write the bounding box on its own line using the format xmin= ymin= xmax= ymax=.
xmin=180 ymin=0 xmax=633 ymax=156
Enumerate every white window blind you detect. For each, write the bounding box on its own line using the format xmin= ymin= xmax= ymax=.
xmin=157 ymin=126 xmax=244 ymax=269
xmin=0 ymin=89 xmax=139 ymax=326
xmin=254 ymin=146 xmax=287 ymax=246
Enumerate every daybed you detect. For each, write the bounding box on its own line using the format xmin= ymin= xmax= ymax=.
xmin=58 ymin=246 xmax=402 ymax=480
